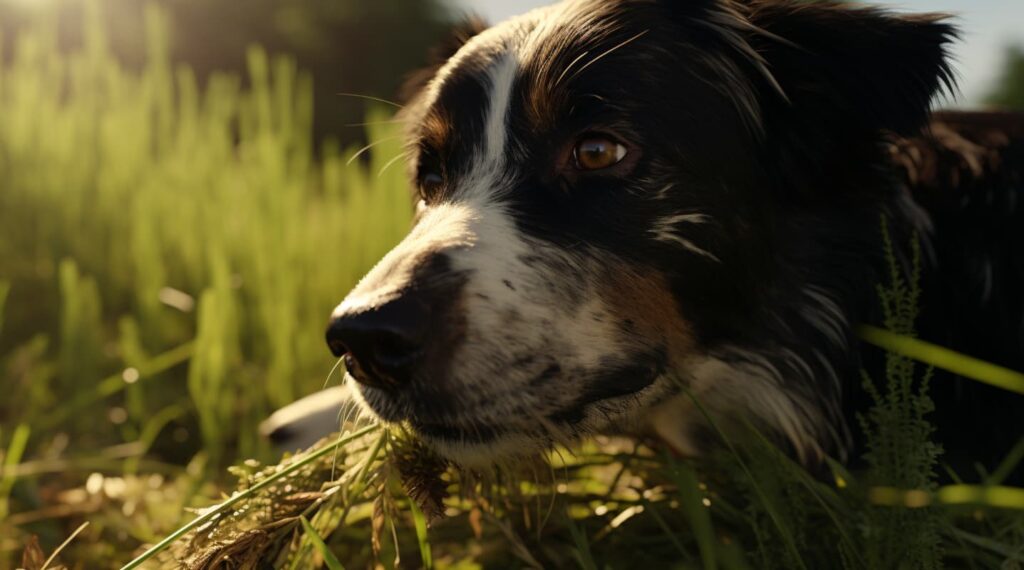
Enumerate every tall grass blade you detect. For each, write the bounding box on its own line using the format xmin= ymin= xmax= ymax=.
xmin=858 ymin=324 xmax=1024 ymax=395
xmin=666 ymin=457 xmax=717 ymax=570
xmin=937 ymin=485 xmax=1024 ymax=510
xmin=36 ymin=342 xmax=195 ymax=431
xmin=41 ymin=521 xmax=90 ymax=570
xmin=0 ymin=280 xmax=10 ymax=339
xmin=564 ymin=511 xmax=597 ymax=570
xmin=408 ymin=498 xmax=433 ymax=570
xmin=682 ymin=388 xmax=808 ymax=570
xmin=0 ymin=424 xmax=30 ymax=520
xmin=988 ymin=437 xmax=1024 ymax=486
xmin=300 ymin=515 xmax=345 ymax=570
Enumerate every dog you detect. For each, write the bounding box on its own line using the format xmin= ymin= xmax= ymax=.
xmin=263 ymin=0 xmax=1024 ymax=477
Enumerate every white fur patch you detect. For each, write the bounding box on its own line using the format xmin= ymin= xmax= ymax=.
xmin=483 ymin=54 xmax=519 ymax=168
xmin=648 ymin=212 xmax=720 ymax=261
xmin=446 ymin=197 xmax=624 ymax=383
xmin=650 ymin=352 xmax=828 ymax=465
xmin=800 ymin=285 xmax=848 ymax=351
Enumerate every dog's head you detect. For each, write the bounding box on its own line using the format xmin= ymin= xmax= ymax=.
xmin=326 ymin=0 xmax=954 ymax=465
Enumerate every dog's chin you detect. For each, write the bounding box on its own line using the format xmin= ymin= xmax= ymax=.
xmin=347 ymin=371 xmax=675 ymax=467
xmin=348 ymin=377 xmax=547 ymax=466
xmin=418 ymin=429 xmax=548 ymax=468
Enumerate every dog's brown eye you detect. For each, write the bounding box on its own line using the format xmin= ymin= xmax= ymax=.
xmin=574 ymin=136 xmax=627 ymax=171
xmin=419 ymin=172 xmax=444 ymax=198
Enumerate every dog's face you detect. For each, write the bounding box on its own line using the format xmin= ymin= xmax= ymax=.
xmin=326 ymin=0 xmax=954 ymax=465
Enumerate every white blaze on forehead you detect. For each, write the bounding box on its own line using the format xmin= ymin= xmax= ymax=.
xmin=482 ymin=54 xmax=519 ymax=169
xmin=414 ymin=10 xmax=545 ymax=196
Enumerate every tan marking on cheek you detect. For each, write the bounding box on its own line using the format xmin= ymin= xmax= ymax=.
xmin=600 ymin=265 xmax=696 ymax=368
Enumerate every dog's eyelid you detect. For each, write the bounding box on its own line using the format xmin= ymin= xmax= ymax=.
xmin=418 ymin=170 xmax=445 ymax=202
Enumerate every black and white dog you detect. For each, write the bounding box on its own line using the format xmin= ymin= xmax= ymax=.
xmin=265 ymin=0 xmax=1023 ymax=476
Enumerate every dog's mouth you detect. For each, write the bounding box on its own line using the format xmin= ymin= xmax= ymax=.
xmin=411 ymin=420 xmax=505 ymax=443
xmin=348 ymin=353 xmax=669 ymax=461
xmin=349 ymin=375 xmax=511 ymax=445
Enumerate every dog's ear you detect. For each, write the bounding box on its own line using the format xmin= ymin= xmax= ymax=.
xmin=398 ymin=16 xmax=490 ymax=103
xmin=744 ymin=0 xmax=957 ymax=136
xmin=722 ymin=1 xmax=957 ymax=192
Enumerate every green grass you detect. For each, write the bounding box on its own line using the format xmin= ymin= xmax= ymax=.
xmin=0 ymin=1 xmax=410 ymax=464
xmin=1 ymin=3 xmax=1022 ymax=569
xmin=0 ymin=3 xmax=410 ymax=565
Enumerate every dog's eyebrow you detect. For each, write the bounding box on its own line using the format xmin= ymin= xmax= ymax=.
xmin=417 ymin=110 xmax=450 ymax=156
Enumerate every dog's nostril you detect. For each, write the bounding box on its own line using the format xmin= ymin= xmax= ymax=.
xmin=343 ymin=353 xmax=392 ymax=391
xmin=327 ymin=338 xmax=348 ymax=358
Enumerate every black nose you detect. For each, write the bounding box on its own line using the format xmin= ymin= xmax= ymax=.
xmin=325 ymin=295 xmax=430 ymax=390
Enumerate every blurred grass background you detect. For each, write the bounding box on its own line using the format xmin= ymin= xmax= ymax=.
xmin=0 ymin=0 xmax=1022 ymax=567
xmin=0 ymin=1 xmax=422 ymax=564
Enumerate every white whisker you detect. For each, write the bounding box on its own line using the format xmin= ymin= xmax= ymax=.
xmin=567 ymin=30 xmax=649 ymax=85
xmin=336 ymin=92 xmax=404 ymax=109
xmin=322 ymin=356 xmax=345 ymax=389
xmin=376 ymin=150 xmax=413 ymax=177
xmin=346 ymin=136 xmax=399 ymax=166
